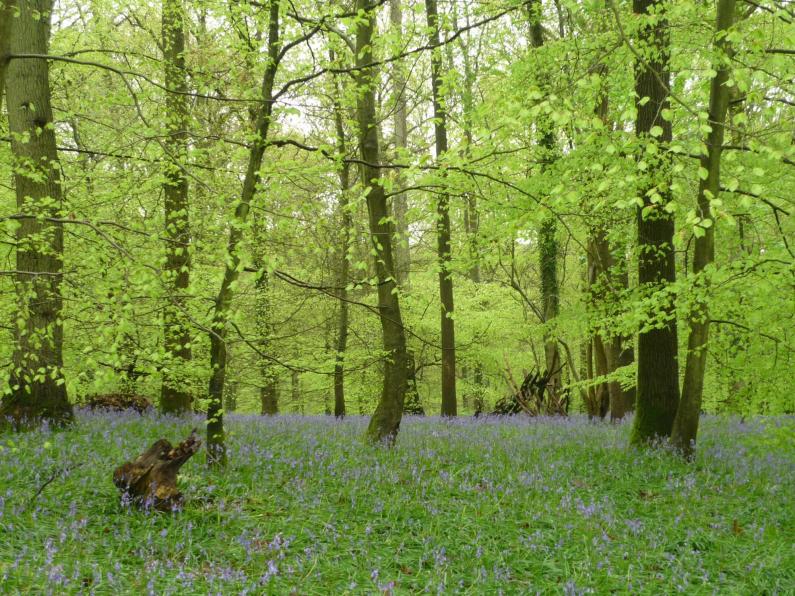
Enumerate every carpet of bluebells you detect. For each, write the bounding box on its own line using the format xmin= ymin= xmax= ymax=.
xmin=0 ymin=411 xmax=793 ymax=594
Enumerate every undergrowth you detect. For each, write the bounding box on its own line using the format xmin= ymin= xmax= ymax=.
xmin=0 ymin=411 xmax=792 ymax=594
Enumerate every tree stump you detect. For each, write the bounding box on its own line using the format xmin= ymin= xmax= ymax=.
xmin=113 ymin=429 xmax=200 ymax=511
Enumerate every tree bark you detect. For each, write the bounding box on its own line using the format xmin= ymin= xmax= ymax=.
xmin=630 ymin=0 xmax=680 ymax=445
xmin=671 ymin=0 xmax=736 ymax=457
xmin=425 ymin=0 xmax=457 ymax=417
xmin=356 ymin=0 xmax=409 ymax=444
xmin=332 ymin=77 xmax=351 ymax=419
xmin=207 ymin=0 xmax=279 ymax=465
xmin=160 ymin=0 xmax=193 ymax=414
xmin=0 ymin=0 xmax=16 ymax=113
xmin=0 ymin=0 xmax=73 ymax=429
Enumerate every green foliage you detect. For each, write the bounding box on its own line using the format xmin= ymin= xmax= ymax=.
xmin=0 ymin=0 xmax=792 ymax=416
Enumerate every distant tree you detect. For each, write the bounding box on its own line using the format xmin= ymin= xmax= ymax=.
xmin=425 ymin=0 xmax=457 ymax=417
xmin=331 ymin=63 xmax=351 ymax=419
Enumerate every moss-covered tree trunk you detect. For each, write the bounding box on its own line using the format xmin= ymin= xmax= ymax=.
xmin=356 ymin=0 xmax=409 ymax=444
xmin=160 ymin=0 xmax=193 ymax=414
xmin=425 ymin=0 xmax=457 ymax=417
xmin=207 ymin=0 xmax=280 ymax=465
xmin=630 ymin=0 xmax=680 ymax=445
xmin=527 ymin=0 xmax=562 ymax=398
xmin=671 ymin=0 xmax=736 ymax=457
xmin=0 ymin=0 xmax=73 ymax=429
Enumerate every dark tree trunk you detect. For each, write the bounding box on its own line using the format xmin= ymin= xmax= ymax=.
xmin=207 ymin=0 xmax=279 ymax=465
xmin=0 ymin=0 xmax=73 ymax=429
xmin=356 ymin=0 xmax=409 ymax=444
xmin=630 ymin=0 xmax=680 ymax=445
xmin=160 ymin=0 xmax=193 ymax=414
xmin=425 ymin=0 xmax=457 ymax=417
xmin=113 ymin=430 xmax=200 ymax=511
xmin=671 ymin=0 xmax=736 ymax=457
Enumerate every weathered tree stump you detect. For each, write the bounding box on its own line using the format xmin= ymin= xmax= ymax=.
xmin=113 ymin=429 xmax=200 ymax=511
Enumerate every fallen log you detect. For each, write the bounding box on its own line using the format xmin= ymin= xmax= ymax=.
xmin=84 ymin=393 xmax=153 ymax=414
xmin=113 ymin=429 xmax=200 ymax=511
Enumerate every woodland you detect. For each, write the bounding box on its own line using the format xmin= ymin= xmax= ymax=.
xmin=0 ymin=0 xmax=793 ymax=593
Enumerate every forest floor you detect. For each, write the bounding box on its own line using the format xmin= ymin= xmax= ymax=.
xmin=0 ymin=411 xmax=793 ymax=594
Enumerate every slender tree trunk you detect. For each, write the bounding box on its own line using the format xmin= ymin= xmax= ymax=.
xmin=0 ymin=0 xmax=73 ymax=429
xmin=291 ymin=369 xmax=301 ymax=414
xmin=671 ymin=0 xmax=736 ymax=457
xmin=256 ymin=271 xmax=278 ymax=415
xmin=458 ymin=5 xmax=484 ymax=414
xmin=389 ymin=0 xmax=410 ymax=286
xmin=527 ymin=0 xmax=563 ymax=398
xmin=630 ymin=0 xmax=680 ymax=445
xmin=207 ymin=0 xmax=279 ymax=465
xmin=160 ymin=0 xmax=193 ymax=414
xmin=332 ymin=78 xmax=351 ymax=418
xmin=356 ymin=0 xmax=409 ymax=444
xmin=0 ymin=0 xmax=16 ymax=113
xmin=387 ymin=2 xmax=423 ymax=416
xmin=425 ymin=0 xmax=457 ymax=417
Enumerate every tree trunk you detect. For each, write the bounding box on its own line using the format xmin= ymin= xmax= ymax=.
xmin=539 ymin=215 xmax=561 ymax=392
xmin=356 ymin=0 xmax=409 ymax=444
xmin=389 ymin=0 xmax=410 ymax=287
xmin=207 ymin=0 xmax=279 ymax=465
xmin=255 ymin=271 xmax=278 ymax=415
xmin=0 ymin=0 xmax=16 ymax=113
xmin=630 ymin=0 xmax=680 ymax=445
xmin=588 ymin=228 xmax=628 ymax=420
xmin=527 ymin=0 xmax=563 ymax=399
xmin=458 ymin=4 xmax=484 ymax=415
xmin=671 ymin=0 xmax=736 ymax=457
xmin=160 ymin=0 xmax=193 ymax=414
xmin=425 ymin=0 xmax=457 ymax=417
xmin=332 ymin=69 xmax=351 ymax=419
xmin=291 ymin=369 xmax=301 ymax=414
xmin=0 ymin=0 xmax=73 ymax=429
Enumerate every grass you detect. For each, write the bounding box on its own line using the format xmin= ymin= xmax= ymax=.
xmin=0 ymin=411 xmax=793 ymax=594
